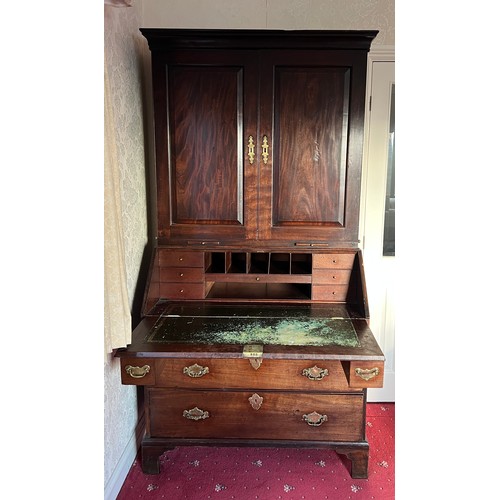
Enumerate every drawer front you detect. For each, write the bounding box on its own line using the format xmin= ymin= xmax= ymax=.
xmin=159 ymin=282 xmax=206 ymax=299
xmin=148 ymin=389 xmax=364 ymax=441
xmin=158 ymin=250 xmax=205 ymax=268
xmin=160 ymin=267 xmax=204 ymax=283
xmin=313 ymin=253 xmax=355 ymax=269
xmin=311 ymin=285 xmax=349 ymax=301
xmin=347 ymin=361 xmax=385 ymax=388
xmin=120 ymin=358 xmax=155 ymax=385
xmin=312 ymin=269 xmax=351 ymax=285
xmin=156 ymin=359 xmax=351 ymax=391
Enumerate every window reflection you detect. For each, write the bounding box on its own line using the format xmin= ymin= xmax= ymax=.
xmin=383 ymin=84 xmax=395 ymax=256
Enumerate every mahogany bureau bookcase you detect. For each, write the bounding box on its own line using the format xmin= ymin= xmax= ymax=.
xmin=115 ymin=29 xmax=385 ymax=479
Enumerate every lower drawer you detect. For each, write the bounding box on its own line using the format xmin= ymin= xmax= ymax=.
xmin=148 ymin=389 xmax=364 ymax=442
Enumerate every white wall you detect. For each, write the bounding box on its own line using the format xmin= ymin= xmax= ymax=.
xmin=143 ymin=0 xmax=394 ymax=46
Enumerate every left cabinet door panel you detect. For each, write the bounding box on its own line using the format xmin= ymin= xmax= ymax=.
xmin=152 ymin=50 xmax=259 ymax=243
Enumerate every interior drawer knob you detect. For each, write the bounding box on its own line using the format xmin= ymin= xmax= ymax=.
xmin=183 ymin=363 xmax=210 ymax=378
xmin=124 ymin=364 xmax=151 ymax=379
xmin=354 ymin=367 xmax=380 ymax=381
xmin=183 ymin=407 xmax=210 ymax=421
xmin=303 ymin=411 xmax=328 ymax=427
xmin=302 ymin=365 xmax=329 ymax=381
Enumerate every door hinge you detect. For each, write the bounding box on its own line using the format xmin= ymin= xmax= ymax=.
xmin=369 ymin=95 xmax=372 ymax=111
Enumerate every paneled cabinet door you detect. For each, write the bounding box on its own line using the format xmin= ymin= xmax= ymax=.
xmin=153 ymin=47 xmax=368 ymax=247
xmin=258 ymin=50 xmax=368 ymax=246
xmin=153 ymin=49 xmax=259 ymax=243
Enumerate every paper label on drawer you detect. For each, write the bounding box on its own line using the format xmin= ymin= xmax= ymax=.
xmin=242 ymin=344 xmax=263 ymax=358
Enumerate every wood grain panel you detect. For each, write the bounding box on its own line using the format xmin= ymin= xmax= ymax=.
xmin=169 ymin=65 xmax=243 ymax=225
xmin=273 ymin=67 xmax=350 ymax=226
xmin=148 ymin=389 xmax=364 ymax=441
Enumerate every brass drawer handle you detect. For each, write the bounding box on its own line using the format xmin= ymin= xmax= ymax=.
xmin=247 ymin=135 xmax=256 ymax=164
xmin=183 ymin=363 xmax=209 ymax=378
xmin=302 ymin=365 xmax=329 ymax=381
xmin=125 ymin=364 xmax=151 ymax=379
xmin=183 ymin=407 xmax=210 ymax=421
xmin=355 ymin=367 xmax=380 ymax=381
xmin=303 ymin=411 xmax=328 ymax=427
xmin=248 ymin=393 xmax=263 ymax=410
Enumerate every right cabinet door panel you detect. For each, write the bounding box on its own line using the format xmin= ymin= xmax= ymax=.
xmin=258 ymin=51 xmax=368 ymax=246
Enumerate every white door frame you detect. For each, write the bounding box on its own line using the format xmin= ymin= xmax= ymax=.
xmin=360 ymin=47 xmax=395 ymax=402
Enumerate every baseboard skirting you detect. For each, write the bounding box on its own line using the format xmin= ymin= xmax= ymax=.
xmin=105 ymin=412 xmax=146 ymax=500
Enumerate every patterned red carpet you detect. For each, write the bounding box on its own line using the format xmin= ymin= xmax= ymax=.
xmin=117 ymin=403 xmax=394 ymax=500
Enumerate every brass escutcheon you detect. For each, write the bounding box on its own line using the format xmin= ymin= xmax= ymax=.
xmin=125 ymin=364 xmax=151 ymax=379
xmin=303 ymin=411 xmax=328 ymax=427
xmin=261 ymin=135 xmax=269 ymax=164
xmin=183 ymin=407 xmax=210 ymax=421
xmin=247 ymin=135 xmax=256 ymax=164
xmin=302 ymin=365 xmax=329 ymax=381
xmin=183 ymin=363 xmax=209 ymax=378
xmin=354 ymin=367 xmax=379 ymax=381
xmin=248 ymin=393 xmax=264 ymax=410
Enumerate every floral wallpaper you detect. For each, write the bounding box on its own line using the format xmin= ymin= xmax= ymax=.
xmin=104 ymin=0 xmax=146 ymax=491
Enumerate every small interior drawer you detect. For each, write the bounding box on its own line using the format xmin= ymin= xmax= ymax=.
xmin=159 ymin=250 xmax=205 ymax=268
xmin=312 ymin=269 xmax=351 ymax=284
xmin=159 ymin=282 xmax=207 ymax=299
xmin=311 ymin=284 xmax=349 ymax=301
xmin=160 ymin=267 xmax=204 ymax=283
xmin=313 ymin=253 xmax=355 ymax=269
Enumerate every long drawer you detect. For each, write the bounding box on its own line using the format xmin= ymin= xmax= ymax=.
xmin=156 ymin=358 xmax=351 ymax=391
xmin=148 ymin=389 xmax=365 ymax=441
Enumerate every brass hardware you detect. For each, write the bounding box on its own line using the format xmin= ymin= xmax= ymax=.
xmin=302 ymin=365 xmax=329 ymax=381
xmin=125 ymin=364 xmax=151 ymax=379
xmin=255 ymin=277 xmax=260 ymax=281
xmin=261 ymin=135 xmax=269 ymax=164
xmin=247 ymin=135 xmax=256 ymax=164
xmin=248 ymin=393 xmax=263 ymax=410
xmin=179 ymin=273 xmax=184 ymax=277
xmin=249 ymin=358 xmax=262 ymax=370
xmin=354 ymin=367 xmax=380 ymax=381
xmin=294 ymin=242 xmax=330 ymax=247
xmin=303 ymin=411 xmax=328 ymax=427
xmin=243 ymin=345 xmax=263 ymax=358
xmin=183 ymin=363 xmax=209 ymax=378
xmin=243 ymin=345 xmax=263 ymax=370
xmin=183 ymin=407 xmax=210 ymax=421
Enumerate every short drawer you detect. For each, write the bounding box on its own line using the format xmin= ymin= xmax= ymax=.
xmin=158 ymin=250 xmax=205 ymax=268
xmin=160 ymin=267 xmax=204 ymax=283
xmin=311 ymin=284 xmax=349 ymax=301
xmin=313 ymin=253 xmax=355 ymax=269
xmin=312 ymin=269 xmax=351 ymax=285
xmin=344 ymin=361 xmax=385 ymax=389
xmin=148 ymin=389 xmax=365 ymax=441
xmin=156 ymin=358 xmax=351 ymax=391
xmin=120 ymin=358 xmax=155 ymax=386
xmin=159 ymin=282 xmax=207 ymax=299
